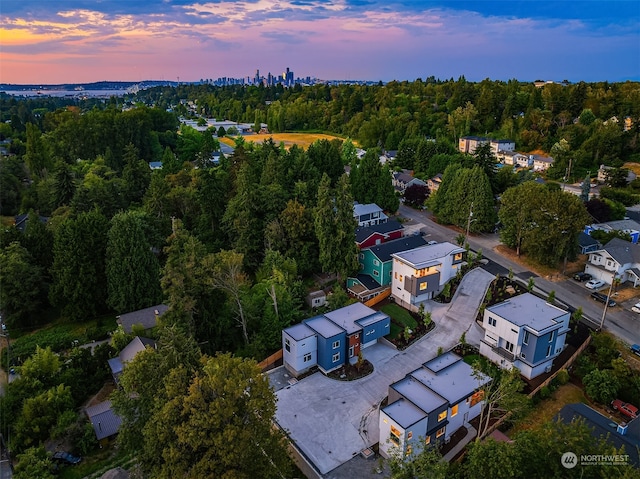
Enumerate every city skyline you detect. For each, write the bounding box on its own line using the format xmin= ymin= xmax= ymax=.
xmin=1 ymin=0 xmax=639 ymax=85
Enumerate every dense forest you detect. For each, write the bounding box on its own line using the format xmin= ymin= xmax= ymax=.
xmin=1 ymin=78 xmax=639 ymax=357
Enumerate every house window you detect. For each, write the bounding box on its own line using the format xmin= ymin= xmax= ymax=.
xmin=406 ymin=445 xmax=412 ymax=456
xmin=303 ymin=353 xmax=312 ymax=362
xmin=354 ymin=333 xmax=359 ymax=339
xmin=373 ymin=270 xmax=379 ymax=277
xmin=420 ymin=282 xmax=428 ymax=291
xmin=521 ymin=353 xmax=526 ymax=359
xmin=523 ymin=330 xmax=530 ymax=345
xmin=438 ymin=410 xmax=447 ymax=422
xmin=332 ymin=340 xmax=340 ymax=349
xmin=451 ymin=404 xmax=458 ymax=417
xmin=373 ymin=259 xmax=379 ymax=266
xmin=407 ymin=431 xmax=413 ymax=440
xmin=394 ymin=272 xmax=398 ymax=279
xmin=389 ymin=425 xmax=401 ymax=446
xmin=505 ymin=341 xmax=514 ymax=353
xmin=469 ymin=390 xmax=484 ymax=407
xmin=546 ymin=345 xmax=551 ymax=357
xmin=399 ymin=274 xmax=403 ymax=282
xmin=436 ymin=427 xmax=446 ymax=438
xmin=348 ymin=346 xmax=354 ymax=358
xmin=425 ymin=436 xmax=431 ymax=445
xmin=285 ymin=338 xmax=290 ymax=352
xmin=488 ymin=317 xmax=497 ymax=327
xmin=360 ymin=253 xmax=364 ymax=260
xmin=332 ymin=352 xmax=340 ymax=362
xmin=549 ymin=330 xmax=554 ymax=343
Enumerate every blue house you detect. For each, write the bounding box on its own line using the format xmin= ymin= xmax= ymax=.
xmin=283 ymin=303 xmax=391 ymax=377
xmin=585 ymin=219 xmax=640 ymax=244
xmin=479 ymin=293 xmax=570 ymax=380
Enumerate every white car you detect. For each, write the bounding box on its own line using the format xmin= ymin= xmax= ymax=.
xmin=631 ymin=303 xmax=640 ymax=314
xmin=585 ymin=279 xmax=605 ymax=290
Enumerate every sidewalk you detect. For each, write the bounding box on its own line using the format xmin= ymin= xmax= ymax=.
xmin=443 ymin=424 xmax=477 ymax=462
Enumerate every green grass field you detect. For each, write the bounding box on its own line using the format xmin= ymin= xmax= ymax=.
xmin=381 ymin=303 xmax=418 ymax=339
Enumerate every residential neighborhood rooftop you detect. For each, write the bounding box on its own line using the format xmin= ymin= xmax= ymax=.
xmin=116 ymin=304 xmax=168 ymax=333
xmin=85 ymin=400 xmax=122 ymax=441
xmin=354 ymin=202 xmax=384 ymax=216
xmin=382 ymin=398 xmax=428 ymax=429
xmin=486 ymin=293 xmax=567 ymax=331
xmin=391 ymin=242 xmax=464 ymax=268
xmin=285 ymin=322 xmax=316 ymax=341
xmin=391 ymin=376 xmax=447 ymax=413
xmin=367 ymin=235 xmax=428 ymax=262
xmin=355 ymin=220 xmax=403 ymax=243
xmin=325 ymin=302 xmax=387 ymax=333
xmin=410 ymin=354 xmax=490 ymax=405
xmin=305 ymin=315 xmax=346 ymax=338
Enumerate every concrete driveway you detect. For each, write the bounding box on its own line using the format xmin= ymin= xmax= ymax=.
xmin=273 ymin=268 xmax=495 ymax=476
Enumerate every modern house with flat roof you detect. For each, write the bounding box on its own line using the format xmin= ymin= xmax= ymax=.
xmin=479 ymin=293 xmax=570 ymax=379
xmin=282 ymin=303 xmax=391 ymax=377
xmin=379 ymin=352 xmax=490 ymax=459
xmin=390 ymin=242 xmax=466 ymax=310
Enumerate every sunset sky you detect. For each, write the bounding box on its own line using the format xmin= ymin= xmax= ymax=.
xmin=1 ymin=0 xmax=638 ymax=84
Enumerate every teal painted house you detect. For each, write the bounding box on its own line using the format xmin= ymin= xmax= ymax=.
xmin=347 ymin=235 xmax=427 ymax=300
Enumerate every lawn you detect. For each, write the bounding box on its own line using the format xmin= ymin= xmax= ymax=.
xmin=220 ymin=132 xmax=345 ymax=150
xmin=58 ymin=448 xmax=135 ymax=479
xmin=380 ymin=303 xmax=418 ymax=340
xmin=507 ymin=382 xmax=587 ymax=436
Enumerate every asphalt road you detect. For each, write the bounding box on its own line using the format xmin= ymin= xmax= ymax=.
xmin=398 ymin=204 xmax=640 ymax=346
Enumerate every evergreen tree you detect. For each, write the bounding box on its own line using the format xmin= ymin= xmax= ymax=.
xmin=106 ymin=210 xmax=162 ymax=314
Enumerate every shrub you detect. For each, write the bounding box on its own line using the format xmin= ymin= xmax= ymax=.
xmin=539 ymin=386 xmax=551 ymax=399
xmin=583 ymin=368 xmax=620 ymax=404
xmin=556 ymin=369 xmax=570 ymax=385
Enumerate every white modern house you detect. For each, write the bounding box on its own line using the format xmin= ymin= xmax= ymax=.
xmin=390 ymin=242 xmax=466 ymax=310
xmin=479 ymin=293 xmax=570 ymax=380
xmin=379 ymin=352 xmax=490 ymax=459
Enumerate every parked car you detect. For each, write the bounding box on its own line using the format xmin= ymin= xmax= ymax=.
xmin=590 ymin=292 xmax=616 ymax=307
xmin=573 ymin=272 xmax=592 ymax=282
xmin=585 ymin=279 xmax=606 ymax=290
xmin=631 ymin=344 xmax=640 ymax=357
xmin=631 ymin=303 xmax=640 ymax=314
xmin=611 ymin=399 xmax=639 ymax=420
xmin=52 ymin=451 xmax=82 ymax=466
xmin=427 ymin=240 xmax=438 ymax=245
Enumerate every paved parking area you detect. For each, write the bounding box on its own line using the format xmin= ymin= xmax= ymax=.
xmin=272 ymin=268 xmax=495 ymax=476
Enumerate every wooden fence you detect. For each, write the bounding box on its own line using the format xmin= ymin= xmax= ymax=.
xmin=479 ymin=334 xmax=593 ymax=440
xmin=364 ymin=288 xmax=391 ymax=307
xmin=258 ymin=349 xmax=283 ymax=372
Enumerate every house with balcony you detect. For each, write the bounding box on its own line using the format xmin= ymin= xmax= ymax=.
xmin=355 ymin=220 xmax=404 ymax=249
xmin=459 ymin=136 xmax=488 ymax=154
xmin=479 ymin=293 xmax=570 ymax=380
xmin=390 ymin=242 xmax=466 ymax=310
xmin=282 ymin=303 xmax=390 ymax=378
xmin=379 ymin=352 xmax=490 ymax=459
xmin=584 ymin=237 xmax=640 ymax=286
xmin=348 ymin=235 xmax=428 ymax=301
xmin=353 ymin=202 xmax=388 ymax=227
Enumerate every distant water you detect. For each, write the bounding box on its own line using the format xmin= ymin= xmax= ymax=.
xmin=1 ymin=89 xmax=129 ymax=98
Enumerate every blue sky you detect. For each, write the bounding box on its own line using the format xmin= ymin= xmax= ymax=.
xmin=1 ymin=0 xmax=638 ymax=84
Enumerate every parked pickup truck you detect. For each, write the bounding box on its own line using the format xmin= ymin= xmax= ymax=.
xmin=611 ymin=399 xmax=638 ymax=420
xmin=631 ymin=344 xmax=640 ymax=357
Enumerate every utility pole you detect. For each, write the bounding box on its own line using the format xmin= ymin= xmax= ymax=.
xmin=465 ymin=202 xmax=474 ymax=240
xmin=599 ymin=279 xmax=615 ymax=330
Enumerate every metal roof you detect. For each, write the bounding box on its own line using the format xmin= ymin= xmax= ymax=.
xmin=85 ymin=401 xmax=122 ymax=441
xmin=367 ymin=235 xmax=428 ymax=262
xmin=116 ymin=304 xmax=168 ymax=333
xmin=305 ymin=316 xmax=345 ymax=339
xmin=284 ymin=322 xmax=316 ymax=341
xmin=391 ymin=376 xmax=447 ymax=413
